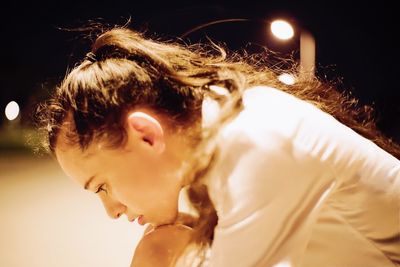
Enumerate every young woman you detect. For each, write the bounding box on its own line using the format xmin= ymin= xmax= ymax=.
xmin=36 ymin=26 xmax=400 ymax=267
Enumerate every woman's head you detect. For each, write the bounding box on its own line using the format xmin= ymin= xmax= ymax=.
xmin=37 ymin=26 xmax=249 ymax=232
xmin=41 ymin=27 xmax=226 ymax=226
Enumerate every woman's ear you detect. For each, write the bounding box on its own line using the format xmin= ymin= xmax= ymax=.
xmin=127 ymin=111 xmax=166 ymax=154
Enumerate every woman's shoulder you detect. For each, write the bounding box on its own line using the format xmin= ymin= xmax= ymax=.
xmin=223 ymin=85 xmax=400 ymax=197
xmin=218 ymin=85 xmax=329 ymax=149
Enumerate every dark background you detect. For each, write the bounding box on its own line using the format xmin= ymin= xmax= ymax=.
xmin=1 ymin=1 xmax=398 ymax=142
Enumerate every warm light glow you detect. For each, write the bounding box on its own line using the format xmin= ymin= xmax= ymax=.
xmin=271 ymin=20 xmax=294 ymax=40
xmin=278 ymin=73 xmax=296 ymax=85
xmin=5 ymin=101 xmax=20 ymax=121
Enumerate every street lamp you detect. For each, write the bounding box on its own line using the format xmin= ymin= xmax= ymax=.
xmin=270 ymin=20 xmax=294 ymax=40
xmin=5 ymin=101 xmax=20 ymax=121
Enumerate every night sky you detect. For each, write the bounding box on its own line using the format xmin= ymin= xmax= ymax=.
xmin=1 ymin=1 xmax=398 ymax=141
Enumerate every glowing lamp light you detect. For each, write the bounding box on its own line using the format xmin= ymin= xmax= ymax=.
xmin=5 ymin=101 xmax=20 ymax=121
xmin=278 ymin=73 xmax=296 ymax=85
xmin=271 ymin=20 xmax=294 ymax=40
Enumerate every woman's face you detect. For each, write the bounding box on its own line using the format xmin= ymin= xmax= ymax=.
xmin=55 ymin=114 xmax=188 ymax=227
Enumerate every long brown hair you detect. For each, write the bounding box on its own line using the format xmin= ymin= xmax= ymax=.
xmin=36 ymin=25 xmax=400 ymax=266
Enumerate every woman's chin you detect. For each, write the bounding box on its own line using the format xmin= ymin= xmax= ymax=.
xmin=151 ymin=213 xmax=179 ymax=227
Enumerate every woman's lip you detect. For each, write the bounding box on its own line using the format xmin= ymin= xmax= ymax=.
xmin=138 ymin=215 xmax=145 ymax=225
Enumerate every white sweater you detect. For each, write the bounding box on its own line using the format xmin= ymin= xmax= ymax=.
xmin=179 ymin=86 xmax=400 ymax=267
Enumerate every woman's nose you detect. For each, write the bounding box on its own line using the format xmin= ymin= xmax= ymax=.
xmin=107 ymin=202 xmax=126 ymax=219
xmin=111 ymin=211 xmax=122 ymax=219
xmin=100 ymin=195 xmax=126 ymax=219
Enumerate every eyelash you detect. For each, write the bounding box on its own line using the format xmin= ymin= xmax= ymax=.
xmin=95 ymin=184 xmax=107 ymax=194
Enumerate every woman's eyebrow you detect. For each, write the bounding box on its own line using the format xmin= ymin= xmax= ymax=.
xmin=84 ymin=175 xmax=96 ymax=190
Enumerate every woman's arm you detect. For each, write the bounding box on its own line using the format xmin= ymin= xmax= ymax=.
xmin=131 ymin=213 xmax=197 ymax=267
xmin=131 ymin=224 xmax=193 ymax=267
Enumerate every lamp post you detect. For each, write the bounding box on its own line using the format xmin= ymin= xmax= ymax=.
xmin=299 ymin=30 xmax=316 ymax=79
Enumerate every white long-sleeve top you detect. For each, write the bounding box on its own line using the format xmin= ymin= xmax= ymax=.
xmin=179 ymin=85 xmax=400 ymax=267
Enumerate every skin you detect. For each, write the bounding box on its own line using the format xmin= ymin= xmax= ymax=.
xmin=55 ymin=108 xmax=195 ymax=227
xmin=131 ymin=217 xmax=195 ymax=267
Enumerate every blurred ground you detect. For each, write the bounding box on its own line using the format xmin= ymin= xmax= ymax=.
xmin=0 ymin=152 xmax=144 ymax=267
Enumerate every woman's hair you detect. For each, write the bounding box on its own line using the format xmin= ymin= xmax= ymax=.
xmin=35 ymin=24 xmax=400 ymax=266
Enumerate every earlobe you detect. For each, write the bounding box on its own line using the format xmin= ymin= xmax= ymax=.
xmin=127 ymin=111 xmax=166 ymax=154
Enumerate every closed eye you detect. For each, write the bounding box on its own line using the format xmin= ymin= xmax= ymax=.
xmin=95 ymin=184 xmax=107 ymax=194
